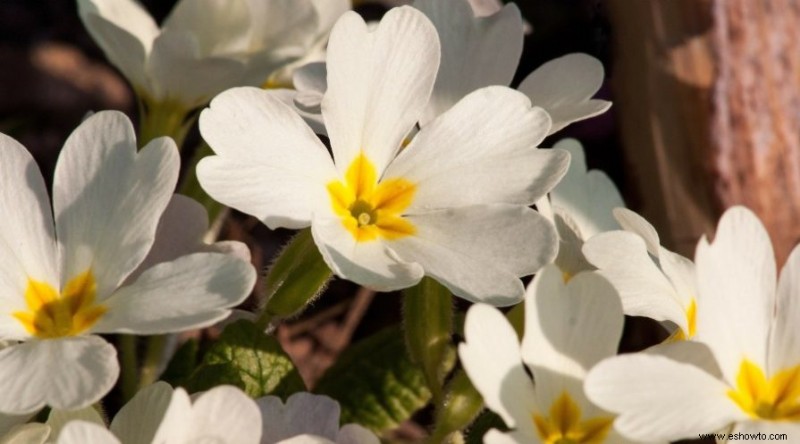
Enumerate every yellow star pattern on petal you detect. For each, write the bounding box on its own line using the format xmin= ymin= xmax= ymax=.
xmin=728 ymin=359 xmax=800 ymax=420
xmin=533 ymin=391 xmax=614 ymax=444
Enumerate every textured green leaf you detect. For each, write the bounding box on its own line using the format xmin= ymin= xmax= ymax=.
xmin=316 ymin=325 xmax=432 ymax=432
xmin=186 ymin=320 xmax=305 ymax=398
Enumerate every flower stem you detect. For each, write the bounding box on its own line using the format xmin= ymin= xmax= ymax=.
xmin=118 ymin=334 xmax=139 ymax=402
xmin=403 ymin=277 xmax=455 ymax=406
xmin=137 ymin=97 xmax=195 ymax=150
xmin=178 ymin=141 xmax=226 ymax=225
xmin=139 ymin=334 xmax=168 ymax=389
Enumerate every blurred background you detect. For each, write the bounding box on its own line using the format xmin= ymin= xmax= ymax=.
xmin=0 ymin=0 xmax=792 ymax=440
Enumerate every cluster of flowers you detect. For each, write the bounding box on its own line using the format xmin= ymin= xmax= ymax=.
xmin=0 ymin=0 xmax=795 ymax=442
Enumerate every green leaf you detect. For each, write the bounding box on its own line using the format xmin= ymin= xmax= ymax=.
xmin=430 ymin=370 xmax=485 ymax=443
xmin=316 ymin=325 xmax=432 ymax=432
xmin=186 ymin=320 xmax=305 ymax=399
xmin=160 ymin=338 xmax=199 ymax=387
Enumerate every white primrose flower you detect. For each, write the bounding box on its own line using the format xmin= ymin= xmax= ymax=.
xmin=54 ymin=383 xmax=262 ymax=444
xmin=257 ymin=393 xmax=378 ymax=444
xmin=0 ymin=111 xmax=255 ymax=413
xmin=196 ymin=7 xmax=569 ymax=306
xmin=459 ymin=265 xmax=637 ymax=443
xmin=294 ymin=0 xmax=609 ymax=137
xmin=537 ymin=139 xmax=624 ymax=279
xmin=582 ymin=208 xmax=697 ymax=340
xmin=585 ymin=207 xmax=800 ymax=442
xmin=77 ymin=0 xmax=326 ymax=110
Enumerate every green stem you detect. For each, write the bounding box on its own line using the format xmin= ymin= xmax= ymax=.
xmin=403 ymin=277 xmax=455 ymax=405
xmin=256 ymin=229 xmax=333 ymax=330
xmin=178 ymin=141 xmax=226 ymax=224
xmin=139 ymin=335 xmax=168 ymax=389
xmin=429 ymin=370 xmax=484 ymax=444
xmin=119 ymin=335 xmax=139 ymax=402
xmin=137 ymin=97 xmax=195 ymax=150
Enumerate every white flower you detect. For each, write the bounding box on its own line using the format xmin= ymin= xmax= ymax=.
xmin=257 ymin=393 xmax=378 ymax=444
xmin=197 ymin=7 xmax=568 ymax=305
xmin=537 ymin=139 xmax=624 ymax=279
xmin=54 ymin=383 xmax=262 ymax=444
xmin=412 ymin=0 xmax=610 ymax=132
xmin=459 ymin=265 xmax=635 ymax=443
xmin=294 ymin=0 xmax=608 ymax=136
xmin=77 ymin=0 xmax=326 ymax=109
xmin=0 ymin=111 xmax=255 ymax=413
xmin=582 ymin=208 xmax=697 ymax=340
xmin=585 ymin=207 xmax=800 ymax=442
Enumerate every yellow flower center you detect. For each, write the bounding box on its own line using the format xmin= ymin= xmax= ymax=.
xmin=533 ymin=391 xmax=614 ymax=444
xmin=12 ymin=270 xmax=107 ymax=339
xmin=728 ymin=359 xmax=800 ymax=420
xmin=326 ymin=153 xmax=416 ymax=242
xmin=667 ymin=298 xmax=697 ymax=342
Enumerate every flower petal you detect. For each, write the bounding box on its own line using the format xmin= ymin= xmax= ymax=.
xmin=582 ymin=231 xmax=687 ymax=330
xmin=186 ymin=386 xmax=262 ymax=444
xmin=46 ymin=406 xmax=104 ymax=442
xmin=94 ymin=252 xmax=255 ymax=334
xmin=612 ymin=208 xmax=660 ymax=257
xmin=0 ymin=135 xmax=58 ymax=340
xmin=584 ymin=351 xmax=744 ymax=442
xmin=336 ymin=424 xmax=380 ymax=444
xmin=198 ymin=87 xmax=337 ymax=229
xmin=257 ymin=393 xmax=340 ymax=443
xmin=384 ymin=86 xmax=566 ymax=209
xmin=310 ymin=218 xmax=424 ymax=292
xmin=322 ymin=7 xmax=439 ymax=176
xmin=160 ymin=0 xmax=250 ymax=55
xmin=76 ymin=0 xmax=157 ymax=92
xmin=549 ymin=138 xmax=623 ymax=239
xmin=414 ymin=0 xmax=523 ymax=125
xmin=459 ymin=304 xmax=537 ymax=429
xmin=57 ymin=421 xmax=119 ymax=444
xmin=518 ymin=53 xmax=611 ymax=135
xmin=392 ymin=205 xmax=557 ymax=305
xmin=3 ymin=424 xmax=51 ymax=444
xmin=522 ymin=266 xmax=624 ymax=380
xmin=0 ymin=337 xmax=118 ymax=413
xmin=110 ymin=381 xmax=173 ymax=444
xmin=483 ymin=429 xmax=535 ymax=444
xmin=53 ymin=111 xmax=178 ymax=301
xmin=695 ymin=207 xmax=775 ymax=382
xmin=770 ymin=243 xmax=800 ymax=373
xmin=148 ymin=29 xmax=247 ymax=107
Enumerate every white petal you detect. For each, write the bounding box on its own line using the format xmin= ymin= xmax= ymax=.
xmin=53 ymin=111 xmax=179 ymax=301
xmin=613 ymin=208 xmax=660 ymax=257
xmin=522 ymin=266 xmax=624 ymax=381
xmin=309 ymin=0 xmax=351 ymax=34
xmin=2 ymin=423 xmax=51 ymax=444
xmin=551 ymin=210 xmax=593 ymax=278
xmin=0 ymin=337 xmax=118 ymax=413
xmin=383 ymin=86 xmax=566 ymax=209
xmin=257 ymin=393 xmax=340 ymax=443
xmin=0 ymin=413 xmax=35 ymax=438
xmin=57 ymin=421 xmax=119 ymax=444
xmin=310 ymin=218 xmax=424 ymax=292
xmin=148 ymin=29 xmax=247 ymax=108
xmin=149 ymin=388 xmax=193 ymax=443
xmin=161 ymin=0 xmax=250 ymax=55
xmin=110 ymin=381 xmax=173 ymax=444
xmin=459 ymin=304 xmax=537 ymax=429
xmin=658 ymin=247 xmax=697 ymax=309
xmin=413 ymin=0 xmax=523 ymax=125
xmin=0 ymin=135 xmax=58 ymax=341
xmin=293 ymin=62 xmax=327 ymax=103
xmin=549 ymin=139 xmax=623 ymax=238
xmin=46 ymin=406 xmax=104 ymax=442
xmin=185 ymin=386 xmax=262 ymax=444
xmin=76 ymin=0 xmax=157 ymax=92
xmin=645 ymin=341 xmax=723 ymax=379
xmin=518 ymin=53 xmax=611 ymax=134
xmin=770 ymin=243 xmax=800 ymax=373
xmin=198 ymin=87 xmax=337 ymax=229
xmin=585 ymin=352 xmax=744 ymax=442
xmin=392 ymin=205 xmax=557 ymax=305
xmin=582 ymin=231 xmax=687 ymax=330
xmin=336 ymin=424 xmax=380 ymax=444
xmin=483 ymin=429 xmax=536 ymax=444
xmin=277 ymin=435 xmax=334 ymax=444
xmin=322 ymin=7 xmax=439 ymax=176
xmin=95 ymin=252 xmax=255 ymax=334
xmin=695 ymin=207 xmax=775 ymax=382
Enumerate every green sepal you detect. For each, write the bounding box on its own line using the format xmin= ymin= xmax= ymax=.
xmin=429 ymin=370 xmax=485 ymax=444
xmin=185 ymin=320 xmax=305 ymax=399
xmin=259 ymin=228 xmax=333 ymax=327
xmin=316 ymin=325 xmax=432 ymax=432
xmin=403 ymin=277 xmax=456 ymax=403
